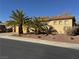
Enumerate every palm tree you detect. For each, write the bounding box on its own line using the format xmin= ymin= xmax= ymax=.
xmin=30 ymin=17 xmax=42 ymax=34
xmin=28 ymin=17 xmax=49 ymax=34
xmin=7 ymin=9 xmax=26 ymax=35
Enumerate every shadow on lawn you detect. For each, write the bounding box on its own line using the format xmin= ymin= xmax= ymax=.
xmin=0 ymin=38 xmax=79 ymax=59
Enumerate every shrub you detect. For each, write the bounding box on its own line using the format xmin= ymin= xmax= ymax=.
xmin=67 ymin=28 xmax=76 ymax=36
xmin=38 ymin=36 xmax=41 ymax=38
xmin=6 ymin=28 xmax=12 ymax=32
xmin=75 ymin=26 xmax=79 ymax=35
xmin=47 ymin=26 xmax=58 ymax=35
xmin=66 ymin=26 xmax=79 ymax=36
xmin=70 ymin=37 xmax=74 ymax=40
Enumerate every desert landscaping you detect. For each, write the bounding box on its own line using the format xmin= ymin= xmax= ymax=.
xmin=13 ymin=34 xmax=79 ymax=44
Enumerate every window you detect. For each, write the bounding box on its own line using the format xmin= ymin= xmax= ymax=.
xmin=59 ymin=20 xmax=62 ymax=24
xmin=64 ymin=20 xmax=68 ymax=24
xmin=64 ymin=26 xmax=70 ymax=31
xmin=53 ymin=21 xmax=56 ymax=25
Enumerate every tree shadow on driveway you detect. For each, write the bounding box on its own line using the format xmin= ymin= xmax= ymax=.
xmin=0 ymin=38 xmax=79 ymax=59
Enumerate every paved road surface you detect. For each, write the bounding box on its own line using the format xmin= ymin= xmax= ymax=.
xmin=0 ymin=38 xmax=79 ymax=59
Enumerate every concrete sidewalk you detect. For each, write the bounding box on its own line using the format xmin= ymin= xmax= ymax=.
xmin=0 ymin=33 xmax=79 ymax=50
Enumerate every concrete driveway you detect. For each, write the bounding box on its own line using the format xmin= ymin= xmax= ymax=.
xmin=0 ymin=38 xmax=79 ymax=59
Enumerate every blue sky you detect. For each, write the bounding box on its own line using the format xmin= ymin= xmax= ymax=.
xmin=0 ymin=0 xmax=79 ymax=22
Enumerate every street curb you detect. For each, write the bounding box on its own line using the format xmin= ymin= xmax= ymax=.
xmin=0 ymin=35 xmax=79 ymax=50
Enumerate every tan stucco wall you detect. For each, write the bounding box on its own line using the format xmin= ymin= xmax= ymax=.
xmin=48 ymin=19 xmax=73 ymax=34
xmin=22 ymin=26 xmax=27 ymax=33
xmin=13 ymin=26 xmax=27 ymax=34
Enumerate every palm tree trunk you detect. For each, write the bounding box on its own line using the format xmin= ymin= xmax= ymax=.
xmin=14 ymin=25 xmax=16 ymax=32
xmin=37 ymin=28 xmax=39 ymax=34
xmin=35 ymin=28 xmax=37 ymax=34
xmin=18 ymin=23 xmax=23 ymax=35
xmin=27 ymin=26 xmax=30 ymax=33
xmin=35 ymin=28 xmax=39 ymax=34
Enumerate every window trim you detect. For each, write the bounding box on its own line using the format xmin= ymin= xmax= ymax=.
xmin=59 ymin=20 xmax=62 ymax=24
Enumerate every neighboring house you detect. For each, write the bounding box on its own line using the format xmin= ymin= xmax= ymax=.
xmin=0 ymin=23 xmax=6 ymax=32
xmin=48 ymin=16 xmax=76 ymax=34
xmin=12 ymin=16 xmax=76 ymax=34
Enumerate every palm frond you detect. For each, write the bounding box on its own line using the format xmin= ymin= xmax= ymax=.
xmin=6 ymin=20 xmax=17 ymax=26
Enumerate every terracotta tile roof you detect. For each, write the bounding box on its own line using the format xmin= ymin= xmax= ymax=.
xmin=38 ymin=16 xmax=76 ymax=22
xmin=50 ymin=16 xmax=75 ymax=20
xmin=40 ymin=16 xmax=49 ymax=19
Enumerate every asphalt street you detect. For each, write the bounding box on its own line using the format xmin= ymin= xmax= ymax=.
xmin=0 ymin=38 xmax=79 ymax=59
